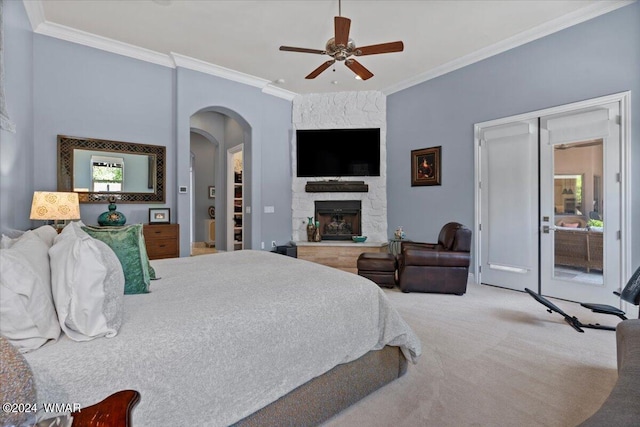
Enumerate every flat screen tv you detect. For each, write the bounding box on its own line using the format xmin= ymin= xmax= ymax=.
xmin=296 ymin=128 xmax=380 ymax=177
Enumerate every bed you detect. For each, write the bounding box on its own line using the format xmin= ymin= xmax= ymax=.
xmin=18 ymin=248 xmax=421 ymax=426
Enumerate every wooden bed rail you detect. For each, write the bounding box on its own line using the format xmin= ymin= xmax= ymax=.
xmin=70 ymin=390 xmax=140 ymax=427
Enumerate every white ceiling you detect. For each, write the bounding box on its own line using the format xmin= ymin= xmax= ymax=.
xmin=31 ymin=0 xmax=627 ymax=95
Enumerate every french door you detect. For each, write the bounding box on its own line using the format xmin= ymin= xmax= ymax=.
xmin=539 ymin=103 xmax=621 ymax=304
xmin=476 ymin=93 xmax=629 ymax=306
xmin=479 ymin=119 xmax=539 ymax=292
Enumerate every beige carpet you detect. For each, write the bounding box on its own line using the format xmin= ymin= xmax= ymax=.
xmin=323 ymin=282 xmax=619 ymax=427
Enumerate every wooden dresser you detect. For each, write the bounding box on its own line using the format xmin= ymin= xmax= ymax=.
xmin=143 ymin=224 xmax=179 ymax=260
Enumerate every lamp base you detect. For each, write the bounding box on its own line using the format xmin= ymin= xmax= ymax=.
xmin=98 ymin=202 xmax=126 ymax=227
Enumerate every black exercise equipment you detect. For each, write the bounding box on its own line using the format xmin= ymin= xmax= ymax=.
xmin=525 ymin=265 xmax=640 ymax=333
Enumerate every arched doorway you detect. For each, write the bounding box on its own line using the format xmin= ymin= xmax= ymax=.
xmin=189 ymin=108 xmax=251 ymax=253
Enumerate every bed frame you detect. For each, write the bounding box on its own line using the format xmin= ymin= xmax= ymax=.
xmin=65 ymin=346 xmax=406 ymax=427
xmin=235 ymin=345 xmax=407 ymax=426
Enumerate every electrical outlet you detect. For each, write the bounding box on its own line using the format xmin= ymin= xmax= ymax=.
xmin=271 ymin=241 xmax=277 ymax=248
xmin=261 ymin=242 xmax=265 ymax=249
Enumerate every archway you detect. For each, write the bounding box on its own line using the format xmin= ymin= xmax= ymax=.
xmin=189 ymin=107 xmax=252 ymax=253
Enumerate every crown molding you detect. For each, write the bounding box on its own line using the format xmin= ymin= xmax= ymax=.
xmin=23 ymin=13 xmax=297 ymax=99
xmin=261 ymin=84 xmax=297 ymax=101
xmin=171 ymin=53 xmax=269 ymax=89
xmin=22 ymin=0 xmax=45 ymax=31
xmin=34 ymin=21 xmax=174 ymax=68
xmin=171 ymin=53 xmax=296 ymax=101
xmin=382 ymin=0 xmax=635 ymax=95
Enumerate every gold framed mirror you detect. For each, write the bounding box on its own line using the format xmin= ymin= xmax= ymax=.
xmin=58 ymin=135 xmax=166 ymax=203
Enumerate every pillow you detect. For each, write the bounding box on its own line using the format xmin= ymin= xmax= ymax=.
xmin=32 ymin=225 xmax=58 ymax=248
xmin=1 ymin=225 xmax=56 ymax=249
xmin=563 ymin=222 xmax=580 ymax=228
xmin=0 ymin=336 xmax=37 ymax=427
xmin=0 ymin=231 xmax=60 ymax=352
xmin=82 ymin=224 xmax=152 ymax=294
xmin=0 ymin=229 xmax=25 ymax=247
xmin=0 ymin=234 xmax=15 ymax=249
xmin=49 ymin=222 xmax=125 ymax=341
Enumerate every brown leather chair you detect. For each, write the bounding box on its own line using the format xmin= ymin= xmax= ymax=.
xmin=397 ymin=222 xmax=471 ymax=294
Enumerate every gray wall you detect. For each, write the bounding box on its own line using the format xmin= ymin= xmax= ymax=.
xmin=386 ymin=2 xmax=640 ymax=271
xmin=2 ymin=1 xmax=293 ymax=256
xmin=1 ymin=0 xmax=33 ymax=232
xmin=32 ymin=35 xmax=175 ymax=225
xmin=190 ymin=132 xmax=216 ymax=243
xmin=175 ymin=67 xmax=292 ymax=256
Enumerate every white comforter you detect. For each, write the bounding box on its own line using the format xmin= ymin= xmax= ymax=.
xmin=25 ymin=250 xmax=421 ymax=426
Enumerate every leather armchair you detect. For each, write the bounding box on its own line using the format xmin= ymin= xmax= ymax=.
xmin=397 ymin=222 xmax=472 ymax=294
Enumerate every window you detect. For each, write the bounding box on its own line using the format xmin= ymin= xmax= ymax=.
xmin=91 ymin=156 xmax=124 ymax=192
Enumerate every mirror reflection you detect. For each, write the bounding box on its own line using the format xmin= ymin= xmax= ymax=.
xmin=72 ymin=150 xmax=155 ymax=194
xmin=58 ymin=135 xmax=165 ymax=203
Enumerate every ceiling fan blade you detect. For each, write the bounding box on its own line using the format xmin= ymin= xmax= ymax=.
xmin=306 ymin=60 xmax=336 ymax=79
xmin=280 ymin=46 xmax=326 ymax=55
xmin=334 ymin=16 xmax=351 ymax=47
xmin=355 ymin=41 xmax=404 ymax=56
xmin=345 ymin=59 xmax=374 ymax=80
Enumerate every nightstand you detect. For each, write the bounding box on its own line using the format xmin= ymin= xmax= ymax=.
xmin=143 ymin=224 xmax=179 ymax=259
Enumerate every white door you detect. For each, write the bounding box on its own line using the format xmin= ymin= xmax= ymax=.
xmin=539 ymin=103 xmax=622 ymax=305
xmin=478 ymin=119 xmax=539 ymax=291
xmin=477 ymin=94 xmax=629 ymax=306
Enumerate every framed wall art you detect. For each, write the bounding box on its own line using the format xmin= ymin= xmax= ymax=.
xmin=411 ymin=146 xmax=441 ymax=186
xmin=149 ymin=208 xmax=170 ymax=224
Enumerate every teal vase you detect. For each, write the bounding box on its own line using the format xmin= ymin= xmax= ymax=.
xmin=98 ymin=198 xmax=126 ymax=226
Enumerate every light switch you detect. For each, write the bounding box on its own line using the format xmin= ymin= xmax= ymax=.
xmin=264 ymin=206 xmax=275 ymax=213
xmin=246 ymin=206 xmax=251 ymax=214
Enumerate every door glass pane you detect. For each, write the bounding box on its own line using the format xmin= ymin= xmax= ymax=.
xmin=553 ymin=139 xmax=603 ymax=285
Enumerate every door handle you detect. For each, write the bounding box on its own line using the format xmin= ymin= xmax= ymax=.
xmin=542 ymin=225 xmax=556 ymax=234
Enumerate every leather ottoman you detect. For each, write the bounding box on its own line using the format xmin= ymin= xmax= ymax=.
xmin=357 ymin=252 xmax=397 ymax=288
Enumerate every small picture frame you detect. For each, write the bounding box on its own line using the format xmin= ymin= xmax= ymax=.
xmin=411 ymin=146 xmax=441 ymax=186
xmin=149 ymin=208 xmax=170 ymax=224
xmin=208 ymin=186 xmax=216 ymax=199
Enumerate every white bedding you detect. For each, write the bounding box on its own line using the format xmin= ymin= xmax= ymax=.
xmin=24 ymin=250 xmax=421 ymax=426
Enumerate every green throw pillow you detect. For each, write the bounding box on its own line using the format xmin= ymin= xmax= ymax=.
xmin=82 ymin=224 xmax=151 ymax=294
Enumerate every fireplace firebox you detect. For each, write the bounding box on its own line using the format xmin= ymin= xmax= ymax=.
xmin=314 ymin=201 xmax=362 ymax=241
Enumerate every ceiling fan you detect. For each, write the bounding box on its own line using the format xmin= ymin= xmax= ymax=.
xmin=279 ymin=0 xmax=404 ymax=80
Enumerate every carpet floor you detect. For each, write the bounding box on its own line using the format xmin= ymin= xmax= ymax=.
xmin=323 ymin=282 xmax=619 ymax=427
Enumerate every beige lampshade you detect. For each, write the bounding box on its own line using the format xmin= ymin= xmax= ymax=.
xmin=29 ymin=192 xmax=81 ymax=221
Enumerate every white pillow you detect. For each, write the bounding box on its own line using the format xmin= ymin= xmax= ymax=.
xmin=0 ymin=231 xmax=61 ymax=352
xmin=32 ymin=225 xmax=58 ymax=248
xmin=49 ymin=221 xmax=125 ymax=341
xmin=0 ymin=234 xmax=14 ymax=249
xmin=1 ymin=225 xmax=56 ymax=249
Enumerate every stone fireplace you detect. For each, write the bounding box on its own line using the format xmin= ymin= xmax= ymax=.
xmin=291 ymin=91 xmax=388 ymax=243
xmin=315 ymin=200 xmax=362 ymax=240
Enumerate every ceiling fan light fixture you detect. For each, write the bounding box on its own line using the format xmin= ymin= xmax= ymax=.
xmin=279 ymin=0 xmax=403 ymax=81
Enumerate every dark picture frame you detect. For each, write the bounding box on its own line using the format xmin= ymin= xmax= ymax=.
xmin=149 ymin=208 xmax=170 ymax=224
xmin=411 ymin=146 xmax=441 ymax=186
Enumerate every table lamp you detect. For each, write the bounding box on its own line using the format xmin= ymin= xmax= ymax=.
xmin=29 ymin=191 xmax=81 ymax=230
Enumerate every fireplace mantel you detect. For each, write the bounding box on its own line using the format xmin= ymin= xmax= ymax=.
xmin=305 ymin=181 xmax=369 ymax=193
